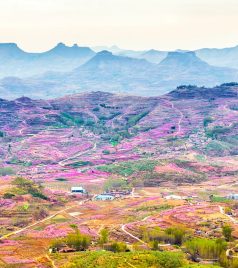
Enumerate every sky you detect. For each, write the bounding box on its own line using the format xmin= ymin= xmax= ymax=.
xmin=0 ymin=0 xmax=238 ymax=52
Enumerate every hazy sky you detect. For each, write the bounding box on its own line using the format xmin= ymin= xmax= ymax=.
xmin=0 ymin=0 xmax=238 ymax=52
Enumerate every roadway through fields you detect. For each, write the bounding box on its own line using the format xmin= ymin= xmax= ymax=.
xmin=121 ymin=203 xmax=237 ymax=245
xmin=219 ymin=206 xmax=237 ymax=223
xmin=58 ymin=142 xmax=97 ymax=166
xmin=164 ymin=100 xmax=183 ymax=136
xmin=121 ymin=215 xmax=153 ymax=244
xmin=0 ymin=200 xmax=89 ymax=240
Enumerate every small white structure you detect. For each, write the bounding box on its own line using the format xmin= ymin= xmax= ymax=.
xmin=71 ymin=187 xmax=85 ymax=193
xmin=165 ymin=195 xmax=183 ymax=200
xmin=227 ymin=194 xmax=238 ymax=200
xmin=96 ymin=194 xmax=114 ymax=201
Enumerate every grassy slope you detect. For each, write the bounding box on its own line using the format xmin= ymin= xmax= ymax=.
xmin=57 ymin=251 xmax=222 ymax=268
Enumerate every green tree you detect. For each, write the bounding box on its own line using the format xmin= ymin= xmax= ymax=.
xmin=215 ymin=238 xmax=227 ymax=257
xmin=165 ymin=226 xmax=188 ymax=245
xmin=203 ymin=116 xmax=214 ymax=127
xmin=153 ymin=240 xmax=159 ymax=250
xmin=102 ymin=150 xmax=110 ymax=155
xmin=67 ymin=229 xmax=90 ymax=250
xmin=185 ymin=237 xmax=227 ymax=264
xmin=3 ymin=193 xmax=15 ymax=199
xmin=224 ymin=207 xmax=231 ymax=214
xmin=75 ymin=118 xmax=84 ymax=125
xmin=101 ymin=229 xmax=109 ymax=244
xmin=222 ymin=224 xmax=233 ymax=241
xmin=111 ymin=242 xmax=127 ymax=252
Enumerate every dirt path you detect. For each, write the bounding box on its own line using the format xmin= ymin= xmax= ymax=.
xmin=126 ymin=262 xmax=137 ymax=268
xmin=59 ymin=142 xmax=97 ymax=166
xmin=97 ymin=224 xmax=105 ymax=236
xmin=121 ymin=215 xmax=152 ymax=244
xmin=131 ymin=187 xmax=135 ymax=197
xmin=45 ymin=254 xmax=56 ymax=268
xmin=163 ymin=100 xmax=183 ymax=135
xmin=219 ymin=206 xmax=237 ymax=223
xmin=85 ymin=110 xmax=98 ymax=123
xmin=0 ymin=200 xmax=89 ymax=240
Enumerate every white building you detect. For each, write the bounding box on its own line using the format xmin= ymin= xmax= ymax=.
xmin=71 ymin=187 xmax=85 ymax=193
xmin=227 ymin=194 xmax=238 ymax=200
xmin=165 ymin=195 xmax=188 ymax=200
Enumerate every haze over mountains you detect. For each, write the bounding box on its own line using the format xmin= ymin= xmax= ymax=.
xmin=0 ymin=43 xmax=238 ymax=99
xmin=91 ymin=45 xmax=238 ymax=67
xmin=195 ymin=45 xmax=238 ymax=69
xmin=0 ymin=42 xmax=95 ymax=78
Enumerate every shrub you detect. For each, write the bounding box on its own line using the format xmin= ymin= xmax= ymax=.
xmin=55 ymin=178 xmax=68 ymax=182
xmin=220 ymin=82 xmax=238 ymax=87
xmin=100 ymin=229 xmax=109 ymax=244
xmin=203 ymin=116 xmax=214 ymax=127
xmin=75 ymin=118 xmax=84 ymax=125
xmin=111 ymin=241 xmax=128 ymax=252
xmin=184 ymin=237 xmax=227 ymax=263
xmin=85 ymin=120 xmax=95 ymax=126
xmin=127 ymin=111 xmax=149 ymax=127
xmin=33 ymin=206 xmax=49 ymax=220
xmin=102 ymin=150 xmax=110 ymax=155
xmin=3 ymin=193 xmax=15 ymax=199
xmin=13 ymin=217 xmax=30 ymax=227
xmin=66 ymin=229 xmax=91 ymax=250
xmin=29 ymin=191 xmax=48 ymax=200
xmin=177 ymin=85 xmax=197 ymax=89
xmin=63 ymin=251 xmax=185 ymax=268
xmin=210 ymin=196 xmax=229 ymax=203
xmin=222 ymin=224 xmax=233 ymax=241
xmin=165 ymin=226 xmax=188 ymax=245
xmin=0 ymin=167 xmax=15 ymax=175
xmin=70 ymin=224 xmax=78 ymax=229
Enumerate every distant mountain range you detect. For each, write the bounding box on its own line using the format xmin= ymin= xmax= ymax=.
xmin=137 ymin=49 xmax=168 ymax=64
xmin=91 ymin=45 xmax=238 ymax=68
xmin=195 ymin=45 xmax=238 ymax=69
xmin=1 ymin=50 xmax=238 ymax=99
xmin=0 ymin=43 xmax=95 ymax=78
xmin=144 ymin=51 xmax=238 ymax=89
xmin=91 ymin=45 xmax=125 ymax=54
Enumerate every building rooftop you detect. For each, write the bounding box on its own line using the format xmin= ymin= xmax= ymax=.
xmin=71 ymin=187 xmax=84 ymax=190
xmin=97 ymin=194 xmax=114 ymax=198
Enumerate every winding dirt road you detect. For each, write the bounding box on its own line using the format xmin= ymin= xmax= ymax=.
xmin=121 ymin=215 xmax=152 ymax=244
xmin=219 ymin=206 xmax=237 ymax=223
xmin=163 ymin=100 xmax=183 ymax=135
xmin=59 ymin=142 xmax=97 ymax=166
xmin=0 ymin=200 xmax=89 ymax=240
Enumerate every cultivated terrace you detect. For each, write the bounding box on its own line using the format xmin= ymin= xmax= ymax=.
xmin=1 ymin=85 xmax=238 ymax=267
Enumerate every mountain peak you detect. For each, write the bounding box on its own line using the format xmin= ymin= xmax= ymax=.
xmin=0 ymin=43 xmax=18 ymax=47
xmin=0 ymin=43 xmax=24 ymax=56
xmin=111 ymin=45 xmax=120 ymax=49
xmin=167 ymin=51 xmax=196 ymax=57
xmin=1 ymin=76 xmax=23 ymax=84
xmin=56 ymin=42 xmax=66 ymax=47
xmin=96 ymin=50 xmax=113 ymax=56
xmin=15 ymin=96 xmax=33 ymax=102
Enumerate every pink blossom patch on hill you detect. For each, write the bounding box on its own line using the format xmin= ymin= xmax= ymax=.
xmin=2 ymin=256 xmax=36 ymax=264
xmin=154 ymin=163 xmax=192 ymax=174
